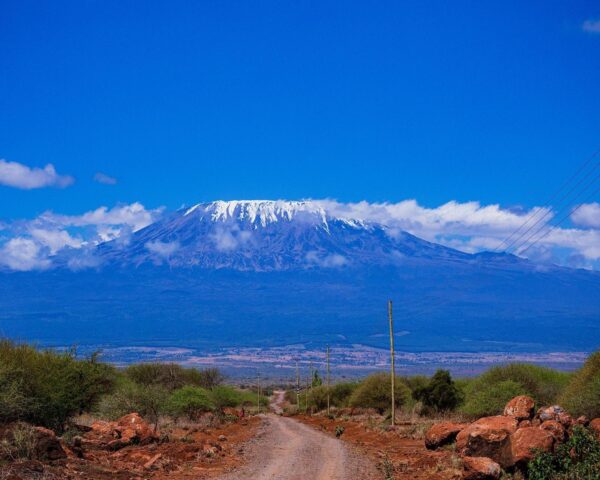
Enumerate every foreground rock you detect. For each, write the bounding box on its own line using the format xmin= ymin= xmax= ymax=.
xmin=425 ymin=422 xmax=467 ymax=449
xmin=32 ymin=427 xmax=67 ymax=461
xmin=0 ymin=423 xmax=66 ymax=461
xmin=87 ymin=413 xmax=158 ymax=450
xmin=503 ymin=396 xmax=535 ymax=421
xmin=510 ymin=427 xmax=554 ymax=467
xmin=462 ymin=456 xmax=501 ymax=480
xmin=425 ymin=396 xmax=600 ymax=477
xmin=456 ymin=416 xmax=517 ymax=468
xmin=590 ymin=418 xmax=600 ymax=439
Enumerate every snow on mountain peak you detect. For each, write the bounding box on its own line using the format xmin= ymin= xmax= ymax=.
xmin=183 ymin=200 xmax=330 ymax=228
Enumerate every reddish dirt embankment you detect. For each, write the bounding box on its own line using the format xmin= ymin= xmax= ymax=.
xmin=1 ymin=415 xmax=261 ymax=480
xmin=295 ymin=414 xmax=462 ymax=480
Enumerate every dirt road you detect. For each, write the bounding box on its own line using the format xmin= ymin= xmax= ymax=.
xmin=218 ymin=391 xmax=379 ymax=480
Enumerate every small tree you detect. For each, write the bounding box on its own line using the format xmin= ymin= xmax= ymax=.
xmin=312 ymin=370 xmax=323 ymax=387
xmin=413 ymin=369 xmax=462 ymax=412
xmin=167 ymin=386 xmax=214 ymax=420
xmin=349 ymin=373 xmax=410 ymax=413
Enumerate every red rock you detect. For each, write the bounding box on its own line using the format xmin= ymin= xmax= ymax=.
xmin=504 ymin=396 xmax=535 ymax=420
xmin=424 ymin=422 xmax=467 ymax=450
xmin=537 ymin=405 xmax=565 ymax=422
xmin=86 ymin=413 xmax=158 ymax=451
xmin=462 ymin=456 xmax=502 ymax=480
xmin=575 ymin=416 xmax=589 ymax=426
xmin=518 ymin=420 xmax=532 ymax=428
xmin=143 ymin=453 xmax=162 ymax=470
xmin=456 ymin=416 xmax=518 ymax=468
xmin=557 ymin=412 xmax=572 ymax=428
xmin=32 ymin=426 xmax=67 ymax=461
xmin=116 ymin=413 xmax=157 ymax=445
xmin=540 ymin=420 xmax=566 ymax=442
xmin=510 ymin=427 xmax=554 ymax=466
xmin=90 ymin=420 xmax=116 ymax=437
xmin=590 ymin=418 xmax=600 ymax=439
xmin=223 ymin=407 xmax=245 ymax=418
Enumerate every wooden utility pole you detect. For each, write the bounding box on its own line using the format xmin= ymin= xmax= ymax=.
xmin=295 ymin=361 xmax=300 ymax=411
xmin=257 ymin=371 xmax=261 ymax=414
xmin=305 ymin=374 xmax=310 ymax=414
xmin=388 ymin=300 xmax=396 ymax=426
xmin=309 ymin=361 xmax=314 ymax=415
xmin=326 ymin=345 xmax=331 ymax=416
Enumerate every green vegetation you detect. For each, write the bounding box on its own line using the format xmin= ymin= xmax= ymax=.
xmin=0 ymin=340 xmax=115 ymax=431
xmin=167 ymin=386 xmax=214 ymax=420
xmin=460 ymin=363 xmax=571 ymax=417
xmin=348 ymin=373 xmax=411 ymax=413
xmin=560 ymin=352 xmax=600 ymax=418
xmin=413 ymin=369 xmax=462 ymax=413
xmin=528 ymin=425 xmax=600 ymax=480
xmin=2 ymin=337 xmax=599 ymax=444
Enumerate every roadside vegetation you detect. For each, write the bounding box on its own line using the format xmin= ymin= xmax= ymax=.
xmin=0 ymin=339 xmax=265 ymax=435
xmin=3 ymin=339 xmax=600 ymax=479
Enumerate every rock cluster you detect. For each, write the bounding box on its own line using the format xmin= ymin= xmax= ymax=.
xmin=85 ymin=413 xmax=159 ymax=450
xmin=425 ymin=396 xmax=598 ymax=479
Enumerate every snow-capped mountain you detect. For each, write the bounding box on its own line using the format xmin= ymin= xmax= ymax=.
xmin=96 ymin=200 xmax=481 ymax=270
xmin=2 ymin=200 xmax=600 ymax=354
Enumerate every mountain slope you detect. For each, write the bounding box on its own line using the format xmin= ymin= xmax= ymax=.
xmin=1 ymin=200 xmax=599 ymax=353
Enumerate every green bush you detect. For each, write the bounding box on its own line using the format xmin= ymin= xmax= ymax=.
xmin=461 ymin=379 xmax=527 ymax=417
xmin=210 ymin=385 xmax=242 ymax=410
xmin=167 ymin=386 xmax=214 ymax=419
xmin=460 ymin=363 xmax=571 ymax=418
xmin=124 ymin=363 xmax=224 ymax=391
xmin=349 ymin=373 xmax=410 ymax=413
xmin=560 ymin=351 xmax=600 ymax=418
xmin=0 ymin=340 xmax=116 ymax=431
xmin=528 ymin=425 xmax=600 ymax=480
xmin=413 ymin=369 xmax=462 ymax=412
xmin=96 ymin=378 xmax=168 ymax=429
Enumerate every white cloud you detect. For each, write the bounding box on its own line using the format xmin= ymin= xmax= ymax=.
xmin=41 ymin=202 xmax=162 ymax=232
xmin=313 ymin=198 xmax=600 ymax=266
xmin=306 ymin=251 xmax=348 ymax=268
xmin=571 ymin=202 xmax=600 ymax=229
xmin=210 ymin=225 xmax=253 ymax=251
xmin=0 ymin=202 xmax=163 ymax=271
xmin=583 ymin=19 xmax=600 ymax=33
xmin=0 ymin=159 xmax=74 ymax=189
xmin=28 ymin=228 xmax=84 ymax=254
xmin=94 ymin=172 xmax=117 ymax=185
xmin=0 ymin=238 xmax=51 ymax=271
xmin=146 ymin=240 xmax=180 ymax=258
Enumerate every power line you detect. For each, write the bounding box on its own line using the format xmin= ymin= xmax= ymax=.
xmin=502 ymin=152 xmax=600 ymax=253
xmin=511 ymin=167 xmax=600 ymax=254
xmin=496 ymin=148 xmax=600 ymax=252
xmin=518 ymin=181 xmax=600 ymax=257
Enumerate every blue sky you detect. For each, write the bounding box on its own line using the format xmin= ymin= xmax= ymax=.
xmin=1 ymin=1 xmax=600 ymax=270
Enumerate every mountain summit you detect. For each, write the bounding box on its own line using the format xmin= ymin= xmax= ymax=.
xmin=2 ymin=199 xmax=599 ymax=353
xmin=96 ymin=200 xmax=474 ymax=270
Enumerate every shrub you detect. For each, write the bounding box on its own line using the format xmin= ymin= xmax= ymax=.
xmin=460 ymin=363 xmax=571 ymax=418
xmin=0 ymin=340 xmax=116 ymax=431
xmin=167 ymin=386 xmax=214 ymax=419
xmin=96 ymin=379 xmax=168 ymax=429
xmin=528 ymin=425 xmax=600 ymax=479
xmin=413 ymin=370 xmax=462 ymax=412
xmin=461 ymin=379 xmax=526 ymax=417
xmin=210 ymin=385 xmax=242 ymax=410
xmin=330 ymin=382 xmax=357 ymax=407
xmin=349 ymin=373 xmax=411 ymax=413
xmin=560 ymin=351 xmax=600 ymax=418
xmin=124 ymin=363 xmax=224 ymax=391
xmin=0 ymin=422 xmax=37 ymax=461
